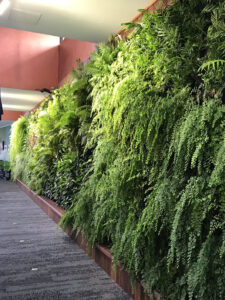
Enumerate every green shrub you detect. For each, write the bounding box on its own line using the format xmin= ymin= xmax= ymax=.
xmin=3 ymin=161 xmax=10 ymax=171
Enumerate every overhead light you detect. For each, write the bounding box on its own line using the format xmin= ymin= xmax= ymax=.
xmin=0 ymin=0 xmax=10 ymax=15
xmin=1 ymin=88 xmax=47 ymax=112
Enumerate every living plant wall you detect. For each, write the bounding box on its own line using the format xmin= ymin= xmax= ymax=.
xmin=10 ymin=0 xmax=225 ymax=299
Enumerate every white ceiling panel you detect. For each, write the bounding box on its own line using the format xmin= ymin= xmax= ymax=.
xmin=1 ymin=88 xmax=48 ymax=111
xmin=0 ymin=0 xmax=152 ymax=42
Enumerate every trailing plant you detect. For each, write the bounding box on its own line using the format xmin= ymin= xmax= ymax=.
xmin=11 ymin=0 xmax=225 ymax=299
xmin=61 ymin=0 xmax=225 ymax=299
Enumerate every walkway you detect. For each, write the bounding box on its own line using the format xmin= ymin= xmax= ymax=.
xmin=0 ymin=181 xmax=131 ymax=300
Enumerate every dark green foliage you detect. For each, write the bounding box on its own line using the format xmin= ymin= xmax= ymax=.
xmin=11 ymin=0 xmax=225 ymax=299
xmin=32 ymin=64 xmax=92 ymax=207
xmin=11 ymin=63 xmax=93 ymax=208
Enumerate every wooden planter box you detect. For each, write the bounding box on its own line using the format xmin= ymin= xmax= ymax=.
xmin=16 ymin=179 xmax=158 ymax=300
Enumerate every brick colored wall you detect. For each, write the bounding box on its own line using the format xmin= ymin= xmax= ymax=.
xmin=58 ymin=38 xmax=96 ymax=87
xmin=0 ymin=27 xmax=59 ymax=90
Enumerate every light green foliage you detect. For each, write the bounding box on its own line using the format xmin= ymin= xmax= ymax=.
xmin=10 ymin=116 xmax=30 ymax=180
xmin=62 ymin=0 xmax=225 ymax=299
xmin=199 ymin=59 xmax=225 ymax=71
xmin=11 ymin=0 xmax=225 ymax=299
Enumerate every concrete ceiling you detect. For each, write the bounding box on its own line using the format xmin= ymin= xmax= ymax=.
xmin=0 ymin=0 xmax=152 ymax=43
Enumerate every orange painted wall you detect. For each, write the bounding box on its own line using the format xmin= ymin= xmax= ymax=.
xmin=2 ymin=110 xmax=24 ymax=121
xmin=0 ymin=27 xmax=60 ymax=90
xmin=58 ymin=38 xmax=96 ymax=86
xmin=0 ymin=27 xmax=60 ymax=121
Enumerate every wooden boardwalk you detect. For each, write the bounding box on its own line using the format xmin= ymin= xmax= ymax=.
xmin=0 ymin=181 xmax=131 ymax=300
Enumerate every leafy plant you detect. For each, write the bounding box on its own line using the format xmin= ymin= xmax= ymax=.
xmin=199 ymin=59 xmax=225 ymax=71
xmin=10 ymin=0 xmax=225 ymax=299
xmin=62 ymin=1 xmax=225 ymax=299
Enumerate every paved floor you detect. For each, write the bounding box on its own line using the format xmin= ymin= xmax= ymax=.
xmin=0 ymin=181 xmax=131 ymax=300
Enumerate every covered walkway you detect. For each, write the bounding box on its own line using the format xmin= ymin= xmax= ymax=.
xmin=0 ymin=181 xmax=131 ymax=300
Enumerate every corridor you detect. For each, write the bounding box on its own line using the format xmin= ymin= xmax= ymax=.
xmin=0 ymin=181 xmax=131 ymax=300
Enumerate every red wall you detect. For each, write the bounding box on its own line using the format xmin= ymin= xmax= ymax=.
xmin=58 ymin=38 xmax=96 ymax=86
xmin=0 ymin=29 xmax=95 ymax=120
xmin=2 ymin=110 xmax=24 ymax=121
xmin=0 ymin=27 xmax=59 ymax=90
